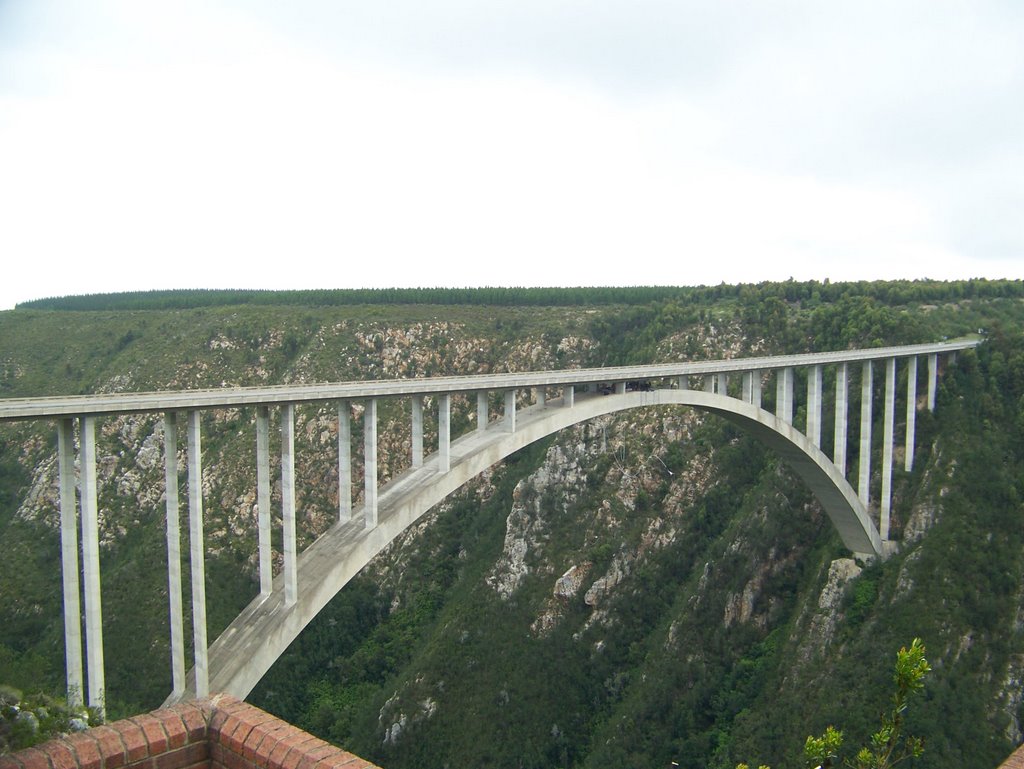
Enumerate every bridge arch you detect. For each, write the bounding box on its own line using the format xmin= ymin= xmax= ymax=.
xmin=169 ymin=388 xmax=880 ymax=704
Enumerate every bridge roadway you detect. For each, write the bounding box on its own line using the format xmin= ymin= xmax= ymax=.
xmin=0 ymin=338 xmax=979 ymax=421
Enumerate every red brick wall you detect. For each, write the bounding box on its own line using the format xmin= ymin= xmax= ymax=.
xmin=0 ymin=694 xmax=379 ymax=769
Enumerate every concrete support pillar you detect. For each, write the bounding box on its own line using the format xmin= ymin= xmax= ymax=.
xmin=704 ymin=375 xmax=715 ymax=393
xmin=256 ymin=406 xmax=273 ymax=594
xmin=807 ymin=365 xmax=822 ymax=448
xmin=477 ymin=392 xmax=488 ymax=431
xmin=880 ymin=357 xmax=896 ymax=540
xmin=535 ymin=387 xmax=546 ymax=407
xmin=57 ymin=418 xmax=83 ymax=708
xmin=858 ymin=362 xmax=873 ymax=507
xmin=504 ymin=390 xmax=516 ymax=432
xmin=79 ymin=416 xmax=104 ymax=715
xmin=411 ymin=396 xmax=424 ymax=467
xmin=742 ymin=372 xmax=753 ymax=403
xmin=162 ymin=413 xmax=185 ymax=697
xmin=280 ymin=404 xmax=298 ymax=607
xmin=614 ymin=382 xmax=626 ymax=395
xmin=751 ymin=372 xmax=762 ymax=408
xmin=677 ymin=376 xmax=689 ymax=390
xmin=439 ymin=394 xmax=451 ymax=472
xmin=337 ymin=402 xmax=352 ymax=521
xmin=564 ymin=385 xmax=574 ymax=407
xmin=927 ymin=353 xmax=938 ymax=411
xmin=776 ymin=368 xmax=794 ymax=423
xmin=905 ymin=357 xmax=918 ymax=472
xmin=717 ymin=373 xmax=728 ymax=396
xmin=364 ymin=399 xmax=378 ymax=527
xmin=186 ymin=410 xmax=208 ymax=700
xmin=834 ymin=362 xmax=848 ymax=476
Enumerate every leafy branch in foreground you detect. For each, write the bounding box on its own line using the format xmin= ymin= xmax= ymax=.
xmin=737 ymin=638 xmax=931 ymax=769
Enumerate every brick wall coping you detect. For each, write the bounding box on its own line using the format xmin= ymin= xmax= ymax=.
xmin=0 ymin=694 xmax=380 ymax=769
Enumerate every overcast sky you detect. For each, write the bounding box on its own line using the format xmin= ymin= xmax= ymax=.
xmin=1 ymin=1 xmax=1021 ymax=310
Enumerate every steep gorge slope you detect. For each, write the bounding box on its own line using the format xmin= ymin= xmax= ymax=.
xmin=1 ymin=284 xmax=1022 ymax=768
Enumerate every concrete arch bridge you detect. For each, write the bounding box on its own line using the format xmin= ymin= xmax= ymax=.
xmin=0 ymin=337 xmax=980 ymax=712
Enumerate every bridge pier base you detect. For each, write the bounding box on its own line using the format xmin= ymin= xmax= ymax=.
xmin=364 ymin=400 xmax=378 ymax=525
xmin=905 ymin=357 xmax=918 ymax=471
xmin=281 ymin=404 xmax=298 ymax=606
xmin=477 ymin=392 xmax=488 ymax=431
xmin=338 ymin=402 xmax=352 ymax=520
xmin=256 ymin=407 xmax=273 ymax=590
xmin=57 ymin=418 xmax=84 ymax=708
xmin=807 ymin=364 xmax=822 ymax=447
xmin=504 ymin=390 xmax=517 ymax=432
xmin=834 ymin=362 xmax=848 ymax=476
xmin=439 ymin=395 xmax=451 ymax=472
xmin=858 ymin=362 xmax=873 ymax=507
xmin=187 ymin=410 xmax=208 ymax=700
xmin=163 ymin=413 xmax=186 ymax=697
xmin=880 ymin=358 xmax=896 ymax=540
xmin=411 ymin=396 xmax=424 ymax=468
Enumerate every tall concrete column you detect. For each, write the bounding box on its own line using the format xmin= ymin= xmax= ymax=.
xmin=677 ymin=376 xmax=689 ymax=390
xmin=477 ymin=392 xmax=488 ymax=431
xmin=564 ymin=385 xmax=574 ymax=407
xmin=504 ymin=390 xmax=517 ymax=432
xmin=858 ymin=361 xmax=873 ymax=507
xmin=927 ymin=353 xmax=938 ymax=411
xmin=256 ymin=406 xmax=272 ymax=594
xmin=751 ymin=371 xmax=762 ymax=408
xmin=79 ymin=416 xmax=104 ymax=715
xmin=880 ymin=357 xmax=896 ymax=540
xmin=807 ymin=364 xmax=822 ymax=447
xmin=716 ymin=373 xmax=728 ymax=395
xmin=337 ymin=402 xmax=352 ymax=521
xmin=776 ymin=367 xmax=794 ymax=423
xmin=186 ymin=410 xmax=208 ymax=699
xmin=614 ymin=382 xmax=626 ymax=394
xmin=834 ymin=362 xmax=848 ymax=476
xmin=281 ymin=404 xmax=298 ymax=607
xmin=704 ymin=375 xmax=715 ymax=393
xmin=742 ymin=372 xmax=753 ymax=403
xmin=411 ymin=396 xmax=424 ymax=467
xmin=535 ymin=387 xmax=546 ymax=407
xmin=439 ymin=394 xmax=451 ymax=472
xmin=905 ymin=357 xmax=918 ymax=472
xmin=162 ymin=412 xmax=185 ymax=697
xmin=57 ymin=418 xmax=83 ymax=708
xmin=364 ymin=399 xmax=378 ymax=527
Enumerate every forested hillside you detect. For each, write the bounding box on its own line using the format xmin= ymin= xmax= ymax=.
xmin=1 ymin=281 xmax=1022 ymax=768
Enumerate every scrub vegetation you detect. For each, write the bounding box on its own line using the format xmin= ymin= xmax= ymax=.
xmin=1 ymin=279 xmax=1023 ymax=768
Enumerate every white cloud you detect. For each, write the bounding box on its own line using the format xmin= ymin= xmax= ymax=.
xmin=0 ymin=0 xmax=1020 ymax=309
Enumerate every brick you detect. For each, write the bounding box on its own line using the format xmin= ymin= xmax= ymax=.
xmin=149 ymin=711 xmax=188 ymax=751
xmin=44 ymin=742 xmax=78 ymax=769
xmin=240 ymin=723 xmax=276 ymax=764
xmin=64 ymin=733 xmax=103 ymax=769
xmin=176 ymin=707 xmax=208 ymax=744
xmin=89 ymin=726 xmax=128 ymax=769
xmin=112 ymin=721 xmax=148 ymax=764
xmin=293 ymin=744 xmax=337 ymax=769
xmin=280 ymin=737 xmax=323 ymax=769
xmin=131 ymin=715 xmax=169 ymax=756
xmin=264 ymin=738 xmax=293 ymax=769
xmin=0 ymin=749 xmax=29 ymax=769
xmin=223 ymin=717 xmax=255 ymax=755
